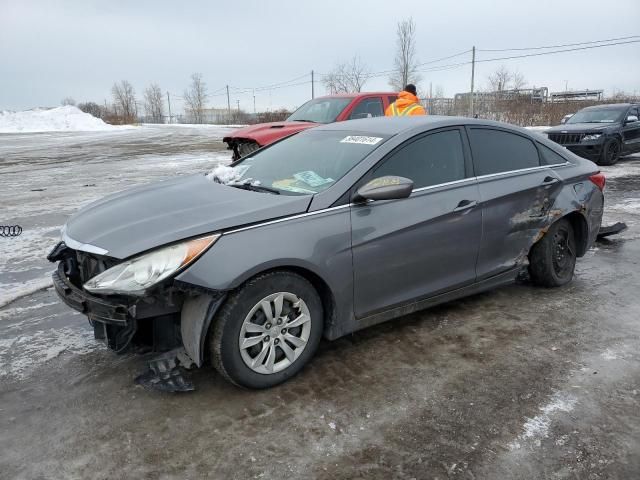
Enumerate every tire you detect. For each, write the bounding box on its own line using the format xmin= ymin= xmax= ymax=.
xmin=528 ymin=218 xmax=577 ymax=288
xmin=210 ymin=271 xmax=323 ymax=389
xmin=597 ymin=138 xmax=621 ymax=166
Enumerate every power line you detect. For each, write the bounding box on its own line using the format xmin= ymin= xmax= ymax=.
xmin=230 ymin=73 xmax=310 ymax=94
xmin=415 ymin=49 xmax=472 ymax=67
xmin=478 ymin=35 xmax=640 ymax=52
xmin=477 ymin=39 xmax=640 ymax=63
xmin=403 ymin=39 xmax=640 ymax=75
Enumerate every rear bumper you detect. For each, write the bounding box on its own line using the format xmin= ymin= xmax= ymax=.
xmin=52 ymin=262 xmax=131 ymax=325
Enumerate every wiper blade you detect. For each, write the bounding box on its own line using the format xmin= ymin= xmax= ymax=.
xmin=229 ymin=183 xmax=280 ymax=195
xmin=292 ymin=119 xmax=316 ymax=123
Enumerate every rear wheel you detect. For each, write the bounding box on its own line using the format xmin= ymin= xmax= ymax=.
xmin=211 ymin=271 xmax=323 ymax=389
xmin=597 ymin=138 xmax=620 ymax=166
xmin=528 ymin=218 xmax=577 ymax=287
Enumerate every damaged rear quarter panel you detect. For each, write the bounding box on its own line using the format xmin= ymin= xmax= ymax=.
xmin=476 ymin=158 xmax=602 ymax=280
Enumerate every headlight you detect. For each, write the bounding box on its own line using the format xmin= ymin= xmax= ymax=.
xmin=581 ymin=134 xmax=602 ymax=142
xmin=84 ymin=234 xmax=220 ymax=294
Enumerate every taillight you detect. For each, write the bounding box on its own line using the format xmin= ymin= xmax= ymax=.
xmin=589 ymin=172 xmax=606 ymax=192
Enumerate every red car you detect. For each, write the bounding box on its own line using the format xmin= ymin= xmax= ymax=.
xmin=223 ymin=92 xmax=398 ymax=160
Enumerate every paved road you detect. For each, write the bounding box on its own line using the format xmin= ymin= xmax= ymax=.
xmin=1 ymin=129 xmax=639 ymax=479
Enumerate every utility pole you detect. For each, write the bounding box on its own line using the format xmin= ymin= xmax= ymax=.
xmin=236 ymin=99 xmax=240 ymax=112
xmin=166 ymin=91 xmax=172 ymax=124
xmin=470 ymin=46 xmax=476 ymax=118
xmin=429 ymin=82 xmax=433 ymax=115
xmin=253 ymin=89 xmax=256 ymax=115
xmin=226 ymin=85 xmax=231 ymax=119
xmin=311 ymin=70 xmax=315 ymax=99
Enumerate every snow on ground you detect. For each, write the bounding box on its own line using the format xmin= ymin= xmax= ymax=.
xmin=509 ymin=392 xmax=578 ymax=450
xmin=0 ymin=106 xmax=132 ymax=133
xmin=600 ymin=155 xmax=640 ymax=178
xmin=0 ymin=321 xmax=98 ymax=380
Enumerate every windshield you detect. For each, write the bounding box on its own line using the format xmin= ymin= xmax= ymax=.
xmin=567 ymin=108 xmax=625 ymax=124
xmin=287 ymin=97 xmax=352 ymax=123
xmin=230 ymin=130 xmax=389 ymax=195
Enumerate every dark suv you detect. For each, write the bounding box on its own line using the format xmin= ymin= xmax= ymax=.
xmin=545 ymin=103 xmax=640 ymax=165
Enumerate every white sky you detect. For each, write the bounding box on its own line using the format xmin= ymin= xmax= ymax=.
xmin=1 ymin=0 xmax=639 ymax=113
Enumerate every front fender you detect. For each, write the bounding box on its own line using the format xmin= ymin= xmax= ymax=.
xmin=175 ymin=207 xmax=354 ymax=338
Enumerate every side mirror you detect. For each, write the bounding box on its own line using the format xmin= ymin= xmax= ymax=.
xmin=560 ymin=114 xmax=574 ymax=124
xmin=354 ymin=176 xmax=414 ymax=202
xmin=626 ymin=115 xmax=639 ymax=124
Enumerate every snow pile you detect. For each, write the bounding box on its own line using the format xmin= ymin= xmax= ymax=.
xmin=206 ymin=164 xmax=249 ymax=184
xmin=0 ymin=106 xmax=126 ymax=133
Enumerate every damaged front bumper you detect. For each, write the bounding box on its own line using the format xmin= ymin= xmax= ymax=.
xmin=49 ymin=241 xmax=228 ymax=391
xmin=53 ymin=261 xmax=131 ymax=324
xmin=52 ymin=261 xmax=145 ymax=351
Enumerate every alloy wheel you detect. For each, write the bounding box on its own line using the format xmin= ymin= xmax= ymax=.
xmin=238 ymin=292 xmax=312 ymax=374
xmin=606 ymin=141 xmax=620 ymax=163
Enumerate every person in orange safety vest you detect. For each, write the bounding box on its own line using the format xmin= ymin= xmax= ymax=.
xmin=385 ymin=84 xmax=427 ymax=116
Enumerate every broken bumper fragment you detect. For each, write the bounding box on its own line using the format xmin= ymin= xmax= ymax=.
xmin=52 ymin=262 xmax=131 ymax=325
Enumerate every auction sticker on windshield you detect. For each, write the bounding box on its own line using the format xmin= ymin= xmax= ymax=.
xmin=293 ymin=171 xmax=334 ymax=187
xmin=340 ymin=135 xmax=383 ymax=145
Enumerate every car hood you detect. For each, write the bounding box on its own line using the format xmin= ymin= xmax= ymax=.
xmin=223 ymin=121 xmax=318 ymax=146
xmin=64 ymin=174 xmax=311 ymax=259
xmin=546 ymin=122 xmax=619 ymax=133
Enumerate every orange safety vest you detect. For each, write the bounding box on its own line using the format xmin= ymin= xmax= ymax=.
xmin=388 ymin=102 xmax=423 ymax=116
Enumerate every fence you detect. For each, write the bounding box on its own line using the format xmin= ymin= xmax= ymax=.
xmin=422 ymin=93 xmax=639 ymax=126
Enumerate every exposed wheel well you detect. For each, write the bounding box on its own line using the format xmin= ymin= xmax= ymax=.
xmin=561 ymin=211 xmax=590 ymax=257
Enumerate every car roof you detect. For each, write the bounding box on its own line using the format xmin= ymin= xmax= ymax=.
xmin=581 ymin=103 xmax=635 ymax=111
xmin=311 ymin=115 xmax=531 ymax=136
xmin=315 ymin=92 xmax=397 ymax=99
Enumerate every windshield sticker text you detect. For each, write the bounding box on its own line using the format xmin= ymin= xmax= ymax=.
xmin=340 ymin=136 xmax=383 ymax=145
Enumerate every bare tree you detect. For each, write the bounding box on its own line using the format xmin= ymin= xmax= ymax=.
xmin=323 ymin=56 xmax=369 ymax=94
xmin=184 ymin=73 xmax=208 ymax=124
xmin=77 ymin=101 xmax=103 ymax=119
xmin=388 ymin=17 xmax=421 ymax=91
xmin=144 ymin=83 xmax=165 ymax=123
xmin=111 ymin=80 xmax=137 ymax=123
xmin=487 ymin=66 xmax=527 ymax=92
xmin=512 ymin=70 xmax=527 ymax=90
xmin=434 ymin=85 xmax=445 ymax=98
xmin=61 ymin=97 xmax=76 ymax=106
xmin=487 ymin=66 xmax=512 ymax=92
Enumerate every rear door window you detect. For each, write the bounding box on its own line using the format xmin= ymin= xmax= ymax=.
xmin=373 ymin=129 xmax=466 ymax=188
xmin=538 ymin=144 xmax=568 ymax=165
xmin=350 ymin=98 xmax=384 ymax=119
xmin=468 ymin=128 xmax=540 ymax=176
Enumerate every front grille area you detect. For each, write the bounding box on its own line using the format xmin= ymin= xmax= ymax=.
xmin=65 ymin=250 xmax=119 ymax=288
xmin=548 ymin=133 xmax=585 ymax=145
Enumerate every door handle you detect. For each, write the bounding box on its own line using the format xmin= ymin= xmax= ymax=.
xmin=542 ymin=176 xmax=560 ymax=185
xmin=453 ymin=199 xmax=478 ymax=212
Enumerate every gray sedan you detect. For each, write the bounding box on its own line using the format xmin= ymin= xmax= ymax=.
xmin=48 ymin=116 xmax=605 ymax=389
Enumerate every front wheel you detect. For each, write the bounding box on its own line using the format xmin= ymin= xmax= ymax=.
xmin=597 ymin=138 xmax=621 ymax=166
xmin=528 ymin=218 xmax=577 ymax=288
xmin=210 ymin=271 xmax=323 ymax=389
